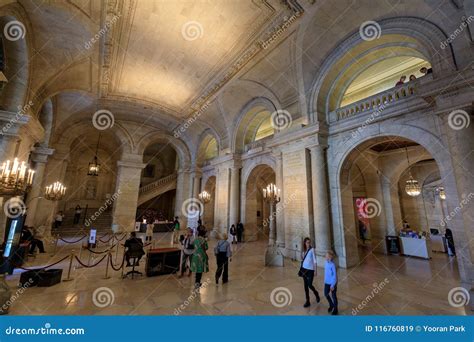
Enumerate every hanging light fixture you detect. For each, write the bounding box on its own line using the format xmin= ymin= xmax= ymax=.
xmin=404 ymin=147 xmax=421 ymax=197
xmin=44 ymin=181 xmax=66 ymax=201
xmin=0 ymin=158 xmax=35 ymax=195
xmin=88 ymin=133 xmax=101 ymax=176
xmin=436 ymin=186 xmax=446 ymax=200
xmin=198 ymin=190 xmax=211 ymax=204
xmin=263 ymin=183 xmax=281 ymax=203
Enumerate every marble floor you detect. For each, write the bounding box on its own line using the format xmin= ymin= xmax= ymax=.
xmin=5 ymin=232 xmax=466 ymax=315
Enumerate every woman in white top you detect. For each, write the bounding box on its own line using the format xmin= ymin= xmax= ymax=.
xmin=145 ymin=223 xmax=154 ymax=242
xmin=300 ymin=237 xmax=320 ymax=307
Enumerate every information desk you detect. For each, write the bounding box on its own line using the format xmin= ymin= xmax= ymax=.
xmin=399 ymin=236 xmax=431 ymax=259
xmin=145 ymin=248 xmax=181 ymax=277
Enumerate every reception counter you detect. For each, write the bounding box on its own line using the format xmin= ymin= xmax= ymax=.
xmin=399 ymin=236 xmax=431 ymax=259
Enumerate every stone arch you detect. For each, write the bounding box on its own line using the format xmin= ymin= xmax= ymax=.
xmin=136 ymin=131 xmax=191 ymax=170
xmin=232 ymin=97 xmax=278 ymax=153
xmin=329 ymin=123 xmax=468 ymax=273
xmin=309 ymin=17 xmax=457 ymax=123
xmin=195 ymin=127 xmax=220 ymax=166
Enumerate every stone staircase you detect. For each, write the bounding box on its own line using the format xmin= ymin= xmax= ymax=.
xmin=51 ymin=207 xmax=113 ymax=236
xmin=137 ymin=173 xmax=177 ymax=205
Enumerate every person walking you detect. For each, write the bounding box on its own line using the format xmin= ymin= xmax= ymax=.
xmin=180 ymin=228 xmax=195 ymax=277
xmin=54 ymin=211 xmax=64 ymax=229
xmin=236 ymin=221 xmax=244 ymax=243
xmin=214 ymin=233 xmax=232 ymax=284
xmin=229 ymin=224 xmax=237 ymax=244
xmin=145 ymin=222 xmax=154 ymax=242
xmin=298 ymin=237 xmax=320 ymax=307
xmin=190 ymin=229 xmax=209 ymax=288
xmin=73 ymin=205 xmax=82 ymax=225
xmin=324 ymin=250 xmax=338 ymax=315
xmin=172 ymin=216 xmax=180 ymax=245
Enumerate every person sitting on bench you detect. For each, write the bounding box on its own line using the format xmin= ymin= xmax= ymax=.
xmin=124 ymin=232 xmax=145 ymax=267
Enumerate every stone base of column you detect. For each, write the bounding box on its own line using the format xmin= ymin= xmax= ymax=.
xmin=265 ymin=245 xmax=284 ymax=267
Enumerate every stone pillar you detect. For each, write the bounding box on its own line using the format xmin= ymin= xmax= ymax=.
xmin=112 ymin=157 xmax=145 ymax=233
xmin=228 ymin=166 xmax=240 ymax=228
xmin=174 ymin=169 xmax=193 ymax=229
xmin=25 ymin=146 xmax=54 ymax=227
xmin=310 ymin=145 xmax=331 ymax=262
xmin=274 ymin=152 xmax=285 ymax=248
xmin=380 ymin=178 xmax=397 ymax=236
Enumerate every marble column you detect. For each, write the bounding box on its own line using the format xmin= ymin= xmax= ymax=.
xmin=310 ymin=145 xmax=331 ymax=260
xmin=174 ymin=169 xmax=193 ymax=229
xmin=380 ymin=178 xmax=396 ymax=236
xmin=25 ymin=146 xmax=55 ymax=227
xmin=274 ymin=152 xmax=285 ymax=249
xmin=228 ymin=166 xmax=240 ymax=228
xmin=112 ymin=158 xmax=146 ymax=233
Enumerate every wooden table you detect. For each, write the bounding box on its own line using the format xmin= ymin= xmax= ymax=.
xmin=145 ymin=247 xmax=181 ymax=277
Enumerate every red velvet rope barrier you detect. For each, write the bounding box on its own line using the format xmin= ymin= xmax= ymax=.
xmin=18 ymin=255 xmax=70 ymax=271
xmin=58 ymin=235 xmax=87 ymax=244
xmin=109 ymin=254 xmax=125 ymax=271
xmin=74 ymin=254 xmax=107 ymax=268
xmin=115 ymin=234 xmax=127 ymax=242
xmin=86 ymin=244 xmax=116 ymax=254
xmin=98 ymin=235 xmax=114 ymax=243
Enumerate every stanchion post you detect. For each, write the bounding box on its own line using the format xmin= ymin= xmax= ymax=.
xmin=63 ymin=250 xmax=75 ymax=282
xmin=103 ymin=253 xmax=111 ymax=279
xmin=115 ymin=240 xmax=120 ymax=264
xmin=120 ymin=253 xmax=126 ymax=279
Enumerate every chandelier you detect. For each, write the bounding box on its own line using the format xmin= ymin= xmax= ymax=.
xmin=263 ymin=183 xmax=281 ymax=203
xmin=436 ymin=186 xmax=446 ymax=200
xmin=198 ymin=190 xmax=211 ymax=204
xmin=0 ymin=158 xmax=35 ymax=194
xmin=44 ymin=181 xmax=66 ymax=201
xmin=88 ymin=133 xmax=101 ymax=176
xmin=404 ymin=148 xmax=420 ymax=197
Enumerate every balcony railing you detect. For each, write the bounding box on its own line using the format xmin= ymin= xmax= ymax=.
xmin=244 ymin=134 xmax=274 ymax=152
xmin=330 ymin=82 xmax=417 ymax=123
xmin=139 ymin=173 xmax=177 ymax=195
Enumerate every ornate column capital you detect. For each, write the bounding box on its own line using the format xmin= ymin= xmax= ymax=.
xmin=31 ymin=146 xmax=55 ymax=164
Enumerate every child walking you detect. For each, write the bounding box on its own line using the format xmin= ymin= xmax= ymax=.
xmin=324 ymin=250 xmax=338 ymax=315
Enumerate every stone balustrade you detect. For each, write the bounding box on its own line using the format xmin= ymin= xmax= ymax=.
xmin=139 ymin=173 xmax=177 ymax=195
xmin=244 ymin=134 xmax=274 ymax=152
xmin=329 ymin=81 xmax=417 ymax=123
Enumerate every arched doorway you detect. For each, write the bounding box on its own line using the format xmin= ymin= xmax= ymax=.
xmin=243 ymin=164 xmax=276 ymax=242
xmin=335 ymin=135 xmax=463 ymax=313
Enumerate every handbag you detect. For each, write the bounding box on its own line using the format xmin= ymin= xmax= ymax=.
xmin=298 ymin=249 xmax=311 ymax=277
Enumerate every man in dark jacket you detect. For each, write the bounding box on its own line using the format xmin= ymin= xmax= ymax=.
xmin=124 ymin=232 xmax=145 ymax=266
xmin=236 ymin=222 xmax=244 ymax=243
